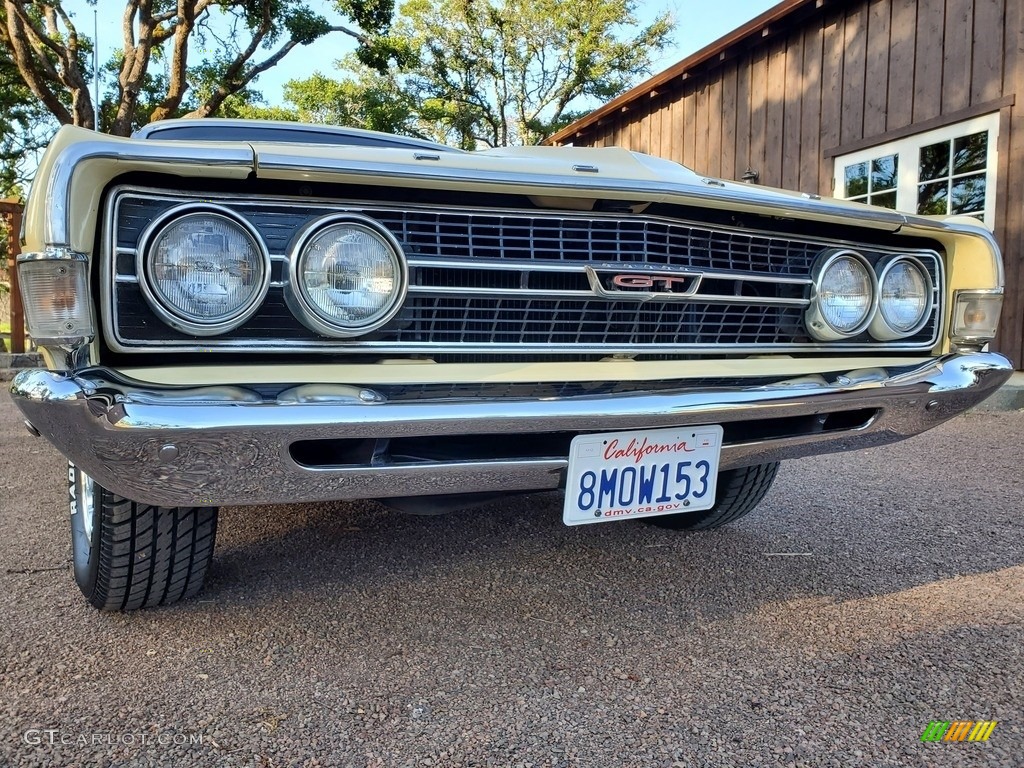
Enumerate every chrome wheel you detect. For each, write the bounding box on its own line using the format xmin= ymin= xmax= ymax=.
xmin=74 ymin=469 xmax=97 ymax=541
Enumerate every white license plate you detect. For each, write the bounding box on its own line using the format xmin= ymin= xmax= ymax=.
xmin=563 ymin=425 xmax=724 ymax=526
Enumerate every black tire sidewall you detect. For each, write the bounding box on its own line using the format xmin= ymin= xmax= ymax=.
xmin=68 ymin=462 xmax=101 ymax=597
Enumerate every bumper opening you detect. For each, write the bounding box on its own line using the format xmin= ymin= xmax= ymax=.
xmin=288 ymin=408 xmax=880 ymax=469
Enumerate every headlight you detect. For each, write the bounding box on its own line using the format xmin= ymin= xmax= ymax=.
xmin=139 ymin=206 xmax=269 ymax=336
xmin=806 ymin=249 xmax=876 ymax=341
xmin=285 ymin=215 xmax=407 ymax=337
xmin=870 ymin=257 xmax=932 ymax=340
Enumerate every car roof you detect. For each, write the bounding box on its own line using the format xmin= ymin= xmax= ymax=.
xmin=133 ymin=119 xmax=461 ymax=153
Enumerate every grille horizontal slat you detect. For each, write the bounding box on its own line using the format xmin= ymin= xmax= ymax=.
xmin=105 ymin=188 xmax=943 ymax=355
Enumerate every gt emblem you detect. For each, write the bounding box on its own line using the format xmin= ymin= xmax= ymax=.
xmin=585 ymin=266 xmax=704 ymax=301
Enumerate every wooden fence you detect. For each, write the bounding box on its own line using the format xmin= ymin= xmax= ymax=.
xmin=1 ymin=198 xmax=24 ymax=354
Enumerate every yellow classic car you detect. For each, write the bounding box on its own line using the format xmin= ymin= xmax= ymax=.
xmin=10 ymin=118 xmax=1013 ymax=610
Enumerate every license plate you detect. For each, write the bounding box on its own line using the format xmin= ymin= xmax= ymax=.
xmin=563 ymin=425 xmax=724 ymax=526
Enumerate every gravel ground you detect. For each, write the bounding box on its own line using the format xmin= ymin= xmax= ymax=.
xmin=0 ymin=390 xmax=1021 ymax=767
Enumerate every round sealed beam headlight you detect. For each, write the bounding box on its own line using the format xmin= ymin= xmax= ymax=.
xmin=139 ymin=206 xmax=270 ymax=336
xmin=286 ymin=215 xmax=407 ymax=337
xmin=870 ymin=257 xmax=932 ymax=340
xmin=806 ymin=249 xmax=877 ymax=341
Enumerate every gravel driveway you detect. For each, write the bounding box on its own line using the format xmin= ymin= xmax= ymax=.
xmin=1 ymin=390 xmax=1021 ymax=767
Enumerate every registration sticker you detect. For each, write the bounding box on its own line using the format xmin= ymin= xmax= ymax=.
xmin=563 ymin=425 xmax=724 ymax=526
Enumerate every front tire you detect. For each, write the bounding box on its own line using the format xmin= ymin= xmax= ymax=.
xmin=68 ymin=462 xmax=219 ymax=611
xmin=643 ymin=462 xmax=780 ymax=530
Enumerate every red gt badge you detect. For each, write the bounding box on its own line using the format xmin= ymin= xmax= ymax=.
xmin=585 ymin=266 xmax=703 ymax=301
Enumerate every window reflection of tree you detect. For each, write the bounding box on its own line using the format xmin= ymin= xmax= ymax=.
xmin=917 ymin=132 xmax=987 ymax=217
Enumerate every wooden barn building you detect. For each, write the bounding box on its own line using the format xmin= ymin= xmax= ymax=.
xmin=545 ymin=0 xmax=1024 ymax=367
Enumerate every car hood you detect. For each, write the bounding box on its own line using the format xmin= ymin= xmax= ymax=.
xmin=250 ymin=141 xmax=910 ymax=231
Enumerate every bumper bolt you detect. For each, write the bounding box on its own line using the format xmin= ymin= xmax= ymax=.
xmin=158 ymin=444 xmax=179 ymax=462
xmin=925 ymin=400 xmax=940 ymax=412
xmin=359 ymin=389 xmax=383 ymax=403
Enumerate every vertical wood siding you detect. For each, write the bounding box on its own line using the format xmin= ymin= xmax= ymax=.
xmin=566 ymin=0 xmax=1023 ymax=365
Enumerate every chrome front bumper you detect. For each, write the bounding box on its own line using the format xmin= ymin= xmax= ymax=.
xmin=10 ymin=353 xmax=1012 ymax=507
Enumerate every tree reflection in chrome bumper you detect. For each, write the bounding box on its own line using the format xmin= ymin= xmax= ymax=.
xmin=10 ymin=352 xmax=1013 ymax=507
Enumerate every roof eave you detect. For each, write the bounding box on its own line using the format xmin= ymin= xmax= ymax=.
xmin=543 ymin=0 xmax=819 ymax=145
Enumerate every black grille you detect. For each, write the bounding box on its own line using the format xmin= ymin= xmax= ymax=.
xmin=388 ymin=298 xmax=804 ymax=346
xmin=105 ymin=189 xmax=942 ymax=354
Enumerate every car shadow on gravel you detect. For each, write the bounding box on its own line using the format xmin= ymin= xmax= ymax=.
xmin=180 ymin=445 xmax=1024 ymax=634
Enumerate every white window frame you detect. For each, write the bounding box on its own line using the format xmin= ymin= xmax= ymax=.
xmin=833 ymin=112 xmax=1000 ymax=227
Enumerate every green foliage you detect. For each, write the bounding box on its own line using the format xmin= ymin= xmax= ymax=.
xmin=0 ymin=47 xmax=52 ymax=194
xmin=336 ymin=0 xmax=396 ymax=33
xmin=0 ymin=0 xmax=401 ymax=141
xmin=282 ymin=70 xmax=408 ymax=131
xmin=291 ymin=0 xmax=674 ymax=147
xmin=283 ymin=5 xmax=335 ymax=44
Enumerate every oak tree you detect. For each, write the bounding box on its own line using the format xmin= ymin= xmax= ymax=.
xmin=281 ymin=0 xmax=674 ymax=147
xmin=0 ymin=0 xmax=399 ymax=136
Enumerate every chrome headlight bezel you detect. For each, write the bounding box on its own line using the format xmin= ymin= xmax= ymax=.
xmin=136 ymin=204 xmax=271 ymax=336
xmin=284 ymin=213 xmax=408 ymax=338
xmin=805 ymin=249 xmax=878 ymax=341
xmin=869 ymin=255 xmax=934 ymax=340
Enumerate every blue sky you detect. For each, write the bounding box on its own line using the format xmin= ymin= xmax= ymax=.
xmin=75 ymin=0 xmax=780 ymax=109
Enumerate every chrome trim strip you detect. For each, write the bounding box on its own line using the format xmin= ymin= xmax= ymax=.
xmin=44 ymin=139 xmax=254 ymax=246
xmin=100 ymin=340 xmax=952 ymax=355
xmin=17 ymin=246 xmax=88 ymax=263
xmin=406 ymin=257 xmax=814 ymax=285
xmin=10 ymin=352 xmax=1013 ymax=506
xmin=407 ymin=284 xmax=812 ymax=307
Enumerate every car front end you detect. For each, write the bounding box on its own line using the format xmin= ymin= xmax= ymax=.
xmin=8 ymin=122 xmax=1013 ymax=608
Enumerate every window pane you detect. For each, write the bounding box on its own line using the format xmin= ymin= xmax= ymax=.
xmin=919 ymin=141 xmax=950 ymax=182
xmin=845 ymin=162 xmax=868 ymax=197
xmin=918 ymin=181 xmax=949 ymax=215
xmin=871 ymin=155 xmax=898 ymax=191
xmin=869 ymin=191 xmax=897 ymax=209
xmin=953 ymin=131 xmax=987 ymax=174
xmin=951 ymin=173 xmax=986 ymax=214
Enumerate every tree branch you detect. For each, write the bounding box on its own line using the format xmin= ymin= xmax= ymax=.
xmin=186 ymin=23 xmax=352 ymax=119
xmin=2 ymin=1 xmax=77 ymax=124
xmin=149 ymin=0 xmax=213 ymax=122
xmin=113 ymin=0 xmax=157 ymax=134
